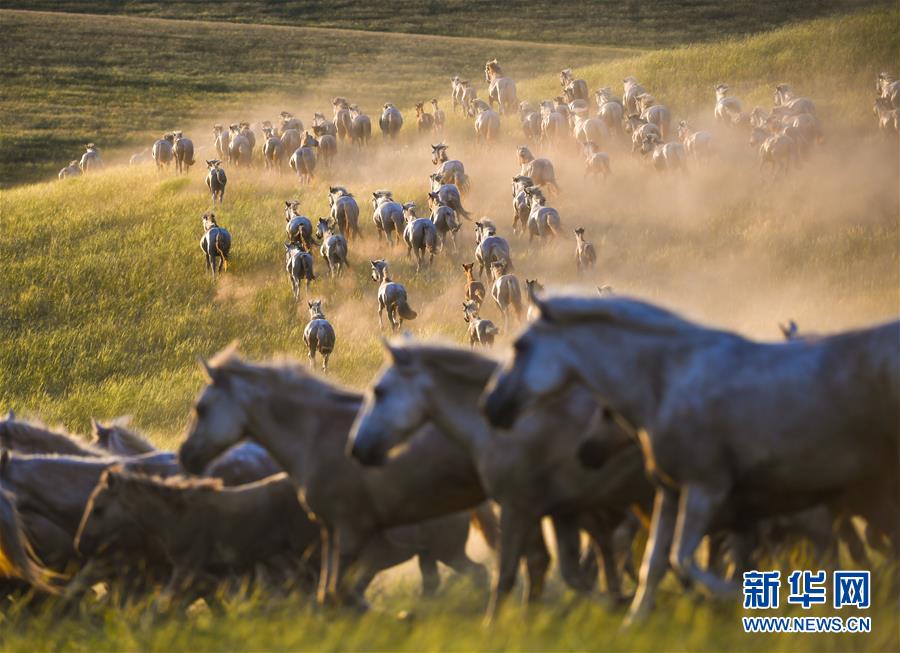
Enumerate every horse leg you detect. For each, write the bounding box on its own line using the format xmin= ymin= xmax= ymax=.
xmin=669 ymin=482 xmax=736 ymax=599
xmin=417 ymin=553 xmax=441 ymax=597
xmin=484 ymin=507 xmax=534 ymax=625
xmin=522 ymin=521 xmax=551 ymax=603
xmin=625 ymin=485 xmax=679 ymax=627
xmin=552 ymin=514 xmax=594 ymax=593
xmin=377 ymin=301 xmax=385 ymax=330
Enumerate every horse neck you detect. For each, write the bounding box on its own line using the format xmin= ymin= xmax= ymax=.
xmin=5 ymin=423 xmax=99 ymax=457
xmin=419 ymin=357 xmax=495 ymax=459
xmin=249 ymin=378 xmax=361 ymax=487
xmin=119 ymin=482 xmax=192 ymax=542
xmin=571 ymin=322 xmax=716 ymax=428
xmin=12 ymin=457 xmax=108 ymax=531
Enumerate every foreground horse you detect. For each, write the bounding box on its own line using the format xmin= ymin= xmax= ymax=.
xmin=178 ymin=348 xmax=504 ymax=607
xmin=483 ymin=295 xmax=900 ymax=625
xmin=349 ymin=341 xmax=652 ymax=621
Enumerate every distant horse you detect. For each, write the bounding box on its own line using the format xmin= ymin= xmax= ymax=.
xmin=200 ymin=213 xmax=231 ymax=278
xmin=303 ymin=300 xmax=336 ymax=371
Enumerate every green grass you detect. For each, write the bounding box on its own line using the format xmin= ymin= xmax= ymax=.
xmin=0 ymin=9 xmax=619 ymax=187
xmin=0 ymin=6 xmax=898 ymax=651
xmin=0 ymin=0 xmax=890 ymax=48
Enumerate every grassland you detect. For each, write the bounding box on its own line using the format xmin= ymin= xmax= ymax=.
xmin=0 ymin=0 xmax=891 ymax=48
xmin=0 ymin=9 xmax=616 ymax=187
xmin=0 ymin=5 xmax=898 ymax=652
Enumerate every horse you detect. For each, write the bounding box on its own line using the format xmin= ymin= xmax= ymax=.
xmin=349 ymin=340 xmax=653 ymax=621
xmin=427 ymin=194 xmax=460 ymax=253
xmin=371 ymin=191 xmax=405 ymax=246
xmin=91 ymin=418 xmax=158 ymax=456
xmin=428 ymin=174 xmax=470 ymax=219
xmin=304 ymin=300 xmax=336 ymax=371
xmin=461 ymin=262 xmax=486 ymax=306
xmin=200 ymin=213 xmax=231 ymax=278
xmin=402 ymin=204 xmax=439 ymax=272
xmin=205 ymin=160 xmax=227 ymax=204
xmin=462 ymin=302 xmax=500 ymax=347
xmin=370 ymin=259 xmax=417 ymax=331
xmin=0 ymin=412 xmax=104 ymax=457
xmin=482 ymin=294 xmax=900 ymax=625
xmin=489 ymin=260 xmax=523 ymax=332
xmin=285 ymin=242 xmax=316 ymax=300
xmin=284 ymin=201 xmax=314 ymax=246
xmin=485 ymin=59 xmax=517 ymax=115
xmin=327 ymin=186 xmax=361 ymax=242
xmin=316 ymin=218 xmax=350 ymax=278
xmin=431 ymin=144 xmax=470 ymax=193
xmin=524 ymin=186 xmax=562 ymax=244
xmin=75 ymin=468 xmax=319 ymax=612
xmin=177 ymin=346 xmax=502 ymax=607
xmin=474 ymin=223 xmax=512 ymax=278
xmin=516 ymin=146 xmax=559 ymax=193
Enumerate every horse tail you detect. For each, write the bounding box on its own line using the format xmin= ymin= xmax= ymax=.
xmin=470 ymin=503 xmax=499 ymax=551
xmin=458 ymin=171 xmax=471 ymax=194
xmin=215 ymin=231 xmax=228 ymax=272
xmin=397 ymin=299 xmax=417 ymax=321
xmin=456 ymin=199 xmax=470 ymax=220
xmin=0 ymin=488 xmax=58 ymax=594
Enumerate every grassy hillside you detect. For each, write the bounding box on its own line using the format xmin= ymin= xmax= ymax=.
xmin=0 ymin=10 xmax=617 ymax=187
xmin=0 ymin=7 xmax=897 ymax=651
xmin=0 ymin=0 xmax=890 ymax=48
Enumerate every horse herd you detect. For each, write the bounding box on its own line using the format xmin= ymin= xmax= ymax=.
xmin=20 ymin=61 xmax=899 ymax=629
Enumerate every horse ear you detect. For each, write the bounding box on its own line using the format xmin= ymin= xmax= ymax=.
xmin=381 ymin=338 xmax=413 ymax=368
xmin=90 ymin=418 xmax=109 ymax=441
xmin=197 ymin=356 xmax=215 ymax=383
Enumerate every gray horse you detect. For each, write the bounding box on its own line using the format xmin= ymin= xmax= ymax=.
xmin=289 ymin=133 xmax=318 ymax=184
xmin=402 ymin=203 xmax=439 ymax=272
xmin=177 ymin=348 xmax=495 ymax=607
xmin=213 ymin=125 xmax=231 ymax=162
xmin=370 ymin=259 xmax=417 ymax=331
xmin=316 ymin=218 xmax=350 ymax=277
xmin=327 ymin=186 xmax=361 ymax=242
xmin=516 ymin=146 xmax=558 ymax=193
xmin=332 ymin=97 xmax=353 ymax=142
xmin=560 ymin=69 xmax=588 ymax=103
xmin=485 ymin=59 xmax=517 ymax=115
xmin=594 ymin=88 xmax=624 ymax=136
xmin=285 ymin=242 xmax=315 ymax=299
xmin=303 ymin=300 xmax=336 ymax=371
xmin=205 ymin=160 xmax=227 ymax=204
xmin=474 ymin=105 xmax=501 ymax=145
xmin=58 ymin=160 xmax=81 ymax=180
xmin=428 ymin=174 xmax=470 ymax=219
xmin=430 ymin=144 xmax=470 ymax=193
xmin=483 ymin=295 xmax=900 ymax=626
xmin=152 ymin=133 xmax=175 ymax=172
xmin=284 ymin=201 xmax=314 ymax=245
xmin=371 ymin=191 xmax=405 ymax=246
xmin=511 ymin=175 xmax=532 ymax=235
xmin=79 ymin=143 xmax=102 ymax=174
xmin=519 ymin=102 xmax=542 ymax=143
xmin=349 ymin=341 xmax=652 ymax=621
xmin=228 ymin=125 xmax=252 ymax=167
xmin=173 ymin=131 xmax=195 ymax=174
xmin=349 ymin=105 xmax=372 ymax=147
xmin=262 ymin=127 xmax=284 ymax=172
xmin=379 ymin=103 xmax=403 ymax=140
xmin=474 ymin=222 xmax=512 ymax=278
xmin=462 ymin=301 xmax=500 ymax=347
xmin=490 ymin=260 xmax=523 ymax=332
xmin=622 ymin=76 xmax=647 ymax=115
xmin=574 ymin=227 xmax=597 ymax=273
xmin=427 ymin=194 xmax=460 ymax=253
xmin=200 ymin=213 xmax=231 ymax=278
xmin=524 ymin=186 xmax=561 ymax=244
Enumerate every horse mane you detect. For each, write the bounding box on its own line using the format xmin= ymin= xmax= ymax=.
xmin=538 ymin=295 xmax=724 ymax=338
xmin=208 ymin=347 xmax=362 ymax=407
xmin=394 ymin=341 xmax=499 ymax=385
xmin=108 ymin=467 xmax=224 ymax=500
xmin=0 ymin=417 xmax=104 ymax=457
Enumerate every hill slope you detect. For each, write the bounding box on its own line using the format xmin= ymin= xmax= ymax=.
xmin=0 ymin=9 xmax=618 ymax=186
xmin=0 ymin=0 xmax=890 ymax=48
